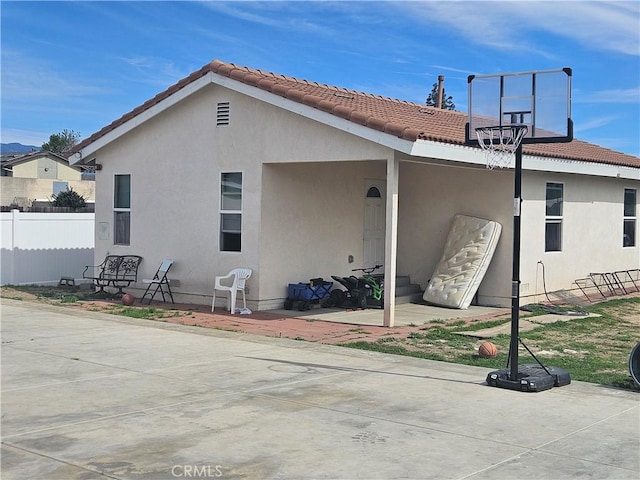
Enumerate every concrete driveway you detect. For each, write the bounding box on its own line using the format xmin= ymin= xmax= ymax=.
xmin=1 ymin=299 xmax=638 ymax=479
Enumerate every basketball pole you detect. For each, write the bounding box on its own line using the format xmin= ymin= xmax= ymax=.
xmin=509 ymin=135 xmax=524 ymax=382
xmin=485 ymin=129 xmax=571 ymax=392
xmin=471 ymin=68 xmax=574 ymax=391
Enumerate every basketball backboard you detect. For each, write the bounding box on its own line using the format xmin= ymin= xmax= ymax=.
xmin=466 ymin=68 xmax=572 ymax=145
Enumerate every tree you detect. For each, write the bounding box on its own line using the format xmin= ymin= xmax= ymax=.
xmin=51 ymin=189 xmax=86 ymax=210
xmin=41 ymin=129 xmax=81 ymax=154
xmin=426 ymin=82 xmax=455 ymax=110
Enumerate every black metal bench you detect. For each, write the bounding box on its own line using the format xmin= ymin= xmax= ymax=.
xmin=83 ymin=255 xmax=142 ymax=296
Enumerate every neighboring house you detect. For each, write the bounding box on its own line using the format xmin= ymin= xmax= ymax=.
xmin=1 ymin=150 xmax=95 ymax=209
xmin=68 ymin=60 xmax=640 ymax=326
xmin=4 ymin=150 xmax=83 ymax=180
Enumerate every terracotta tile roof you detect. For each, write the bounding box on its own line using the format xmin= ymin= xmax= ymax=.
xmin=71 ymin=60 xmax=639 ymax=169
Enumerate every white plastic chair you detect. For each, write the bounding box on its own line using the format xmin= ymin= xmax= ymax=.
xmin=211 ymin=268 xmax=252 ymax=314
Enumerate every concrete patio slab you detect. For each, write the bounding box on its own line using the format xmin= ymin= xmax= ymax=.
xmin=2 ymin=299 xmax=638 ymax=480
xmin=270 ymin=302 xmax=509 ymax=327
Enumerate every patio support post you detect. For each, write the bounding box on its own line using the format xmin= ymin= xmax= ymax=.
xmin=384 ymin=157 xmax=399 ymax=327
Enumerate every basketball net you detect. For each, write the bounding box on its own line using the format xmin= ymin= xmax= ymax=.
xmin=475 ymin=125 xmax=528 ymax=170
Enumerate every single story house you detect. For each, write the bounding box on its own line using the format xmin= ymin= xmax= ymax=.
xmin=2 ymin=150 xmax=95 ymax=209
xmin=3 ymin=150 xmax=84 ymax=180
xmin=68 ymin=60 xmax=639 ymax=326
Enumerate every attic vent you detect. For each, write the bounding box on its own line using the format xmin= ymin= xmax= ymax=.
xmin=217 ymin=102 xmax=230 ymax=126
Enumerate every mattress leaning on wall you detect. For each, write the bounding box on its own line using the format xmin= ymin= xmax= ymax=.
xmin=424 ymin=214 xmax=502 ymax=309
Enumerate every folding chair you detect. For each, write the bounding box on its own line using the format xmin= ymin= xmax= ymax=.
xmin=140 ymin=259 xmax=174 ymax=304
xmin=211 ymin=268 xmax=252 ymax=314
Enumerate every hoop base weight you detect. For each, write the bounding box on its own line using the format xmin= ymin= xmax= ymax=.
xmin=486 ymin=364 xmax=571 ymax=392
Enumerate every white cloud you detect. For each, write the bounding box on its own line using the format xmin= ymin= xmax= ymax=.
xmin=116 ymin=56 xmax=190 ymax=88
xmin=198 ymin=1 xmax=335 ymax=36
xmin=573 ymin=115 xmax=620 ymax=133
xmin=2 ymin=50 xmax=110 ymax=100
xmin=398 ymin=1 xmax=639 ymax=57
xmin=577 ymin=87 xmax=640 ymax=104
xmin=428 ymin=65 xmax=477 ymax=76
xmin=0 ymin=128 xmax=48 ymax=146
xmin=581 ymin=134 xmax=639 ymax=156
xmin=532 ymin=1 xmax=639 ymax=56
xmin=121 ymin=56 xmax=158 ymax=69
xmin=198 ymin=1 xmax=291 ymax=28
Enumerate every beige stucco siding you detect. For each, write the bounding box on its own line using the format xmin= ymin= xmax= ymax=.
xmin=92 ymin=86 xmax=220 ymax=303
xmin=397 ymin=162 xmax=514 ymax=306
xmin=520 ymin=171 xmax=640 ymax=300
xmin=396 ymin=164 xmax=639 ymax=307
xmin=12 ymin=157 xmax=82 ymax=181
xmin=91 ymin=84 xmax=392 ymax=307
xmin=11 ymin=161 xmax=38 ymax=178
xmin=260 ymin=161 xmax=387 ymax=307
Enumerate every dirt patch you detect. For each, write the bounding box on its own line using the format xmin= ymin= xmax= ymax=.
xmin=607 ymin=304 xmax=640 ymax=326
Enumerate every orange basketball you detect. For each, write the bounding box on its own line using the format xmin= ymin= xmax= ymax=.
xmin=122 ymin=293 xmax=135 ymax=306
xmin=478 ymin=341 xmax=497 ymax=358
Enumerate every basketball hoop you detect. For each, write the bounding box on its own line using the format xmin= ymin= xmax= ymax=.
xmin=466 ymin=68 xmax=573 ymax=391
xmin=475 ymin=125 xmax=528 ymax=170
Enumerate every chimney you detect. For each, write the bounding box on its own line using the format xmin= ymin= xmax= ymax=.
xmin=436 ymin=75 xmax=444 ymax=109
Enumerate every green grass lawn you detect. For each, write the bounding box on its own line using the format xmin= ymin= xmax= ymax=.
xmin=340 ymin=297 xmax=640 ymax=390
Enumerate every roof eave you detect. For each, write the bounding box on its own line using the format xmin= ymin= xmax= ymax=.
xmin=69 ymin=73 xmax=215 ymax=164
xmin=525 ymin=154 xmax=640 ymax=180
xmin=408 ymin=140 xmax=640 ymax=180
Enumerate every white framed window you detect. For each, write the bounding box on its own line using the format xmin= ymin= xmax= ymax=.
xmin=545 ymin=182 xmax=563 ymax=252
xmin=114 ymin=174 xmax=131 ymax=246
xmin=624 ymin=188 xmax=636 ymax=247
xmin=220 ymin=172 xmax=242 ymax=252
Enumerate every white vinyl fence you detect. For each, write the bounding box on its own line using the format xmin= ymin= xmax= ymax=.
xmin=1 ymin=210 xmax=94 ymax=285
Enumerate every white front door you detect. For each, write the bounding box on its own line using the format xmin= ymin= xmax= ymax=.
xmin=363 ymin=180 xmax=385 ymax=269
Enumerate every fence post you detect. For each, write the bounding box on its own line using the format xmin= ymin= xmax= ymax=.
xmin=10 ymin=209 xmax=19 ymax=284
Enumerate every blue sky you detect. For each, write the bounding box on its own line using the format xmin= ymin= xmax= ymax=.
xmin=2 ymin=1 xmax=639 ymax=156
